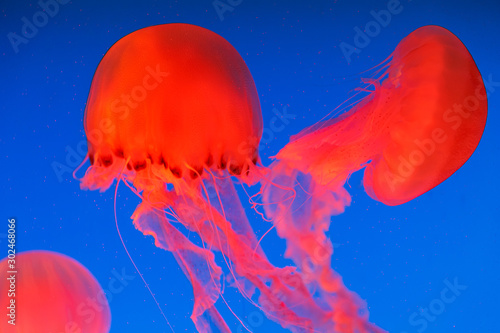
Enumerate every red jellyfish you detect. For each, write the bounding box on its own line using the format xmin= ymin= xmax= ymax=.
xmin=76 ymin=23 xmax=384 ymax=333
xmin=0 ymin=250 xmax=111 ymax=333
xmin=262 ymin=24 xmax=487 ymax=331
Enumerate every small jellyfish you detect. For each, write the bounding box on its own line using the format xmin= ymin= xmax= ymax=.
xmin=0 ymin=250 xmax=111 ymax=333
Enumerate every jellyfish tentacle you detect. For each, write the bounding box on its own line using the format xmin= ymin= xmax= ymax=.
xmin=262 ymin=162 xmax=388 ymax=333
xmin=132 ymin=202 xmax=229 ymax=333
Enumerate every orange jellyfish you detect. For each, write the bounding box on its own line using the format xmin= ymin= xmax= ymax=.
xmin=0 ymin=250 xmax=111 ymax=333
xmin=262 ymin=24 xmax=487 ymax=332
xmin=77 ymin=23 xmax=383 ymax=333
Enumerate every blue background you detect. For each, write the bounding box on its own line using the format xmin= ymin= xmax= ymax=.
xmin=1 ymin=0 xmax=499 ymax=332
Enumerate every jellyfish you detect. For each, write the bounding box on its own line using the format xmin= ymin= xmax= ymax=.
xmin=0 ymin=250 xmax=111 ymax=333
xmin=261 ymin=24 xmax=487 ymax=331
xmin=76 ymin=23 xmax=384 ymax=333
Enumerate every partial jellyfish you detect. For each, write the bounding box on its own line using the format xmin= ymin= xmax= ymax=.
xmin=0 ymin=250 xmax=111 ymax=333
xmin=76 ymin=23 xmax=383 ymax=332
xmin=262 ymin=24 xmax=487 ymax=331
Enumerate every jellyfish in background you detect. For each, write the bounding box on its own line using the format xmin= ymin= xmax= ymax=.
xmin=77 ymin=23 xmax=384 ymax=333
xmin=262 ymin=24 xmax=487 ymax=331
xmin=0 ymin=250 xmax=111 ymax=333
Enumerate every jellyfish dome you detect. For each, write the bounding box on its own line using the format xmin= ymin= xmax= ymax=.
xmin=78 ymin=23 xmax=385 ymax=333
xmin=273 ymin=25 xmax=487 ymax=205
xmin=82 ymin=23 xmax=262 ymax=187
xmin=0 ymin=250 xmax=111 ymax=333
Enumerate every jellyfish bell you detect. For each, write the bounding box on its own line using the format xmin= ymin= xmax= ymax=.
xmin=81 ymin=23 xmax=262 ymax=193
xmin=0 ymin=250 xmax=111 ymax=333
xmin=363 ymin=25 xmax=488 ymax=205
xmin=275 ymin=25 xmax=488 ymax=205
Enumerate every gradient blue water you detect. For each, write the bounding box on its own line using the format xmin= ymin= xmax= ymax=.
xmin=1 ymin=1 xmax=499 ymax=332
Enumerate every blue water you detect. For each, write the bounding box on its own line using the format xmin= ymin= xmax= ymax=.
xmin=1 ymin=0 xmax=499 ymax=332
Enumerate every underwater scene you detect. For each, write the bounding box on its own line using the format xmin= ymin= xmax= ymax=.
xmin=1 ymin=0 xmax=499 ymax=332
